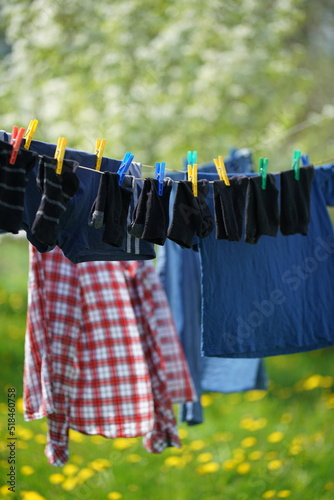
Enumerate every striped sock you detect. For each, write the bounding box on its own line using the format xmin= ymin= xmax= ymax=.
xmin=31 ymin=157 xmax=79 ymax=246
xmin=0 ymin=140 xmax=38 ymax=233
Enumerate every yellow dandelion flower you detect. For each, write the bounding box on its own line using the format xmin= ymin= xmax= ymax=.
xmin=325 ymin=395 xmax=334 ymax=409
xmin=280 ymin=413 xmax=293 ymax=424
xmin=267 ymin=431 xmax=284 ymax=443
xmin=21 ymin=492 xmax=46 ymax=500
xmin=320 ymin=376 xmax=333 ymax=388
xmin=241 ymin=436 xmax=257 ymax=448
xmin=262 ymin=490 xmax=276 ymax=499
xmin=197 ymin=452 xmax=213 ymax=463
xmin=62 ymin=464 xmax=79 ymax=476
xmin=289 ymin=444 xmax=303 ymax=455
xmin=182 ymin=453 xmax=194 ymax=464
xmin=265 ymin=451 xmax=278 ymax=460
xmin=113 ymin=438 xmax=137 ymax=450
xmin=237 ymin=461 xmax=251 ymax=474
xmin=0 ymin=485 xmax=10 ymax=496
xmin=107 ymin=493 xmax=122 ymax=500
xmin=213 ymin=431 xmax=233 ymax=442
xmin=189 ymin=439 xmax=206 ymax=451
xmin=61 ymin=477 xmax=78 ymax=491
xmin=164 ymin=456 xmax=183 ymax=467
xmin=21 ymin=465 xmax=34 ymax=475
xmin=69 ymin=430 xmax=84 ymax=443
xmin=311 ymin=431 xmax=324 ymax=442
xmin=239 ymin=417 xmax=254 ymax=430
xmin=244 ymin=390 xmax=267 ymax=402
xmin=126 ymin=454 xmax=142 ymax=463
xmin=17 ymin=428 xmax=33 ymax=440
xmin=201 ymin=394 xmax=213 ymax=407
xmin=268 ymin=460 xmax=283 ymax=471
xmin=196 ymin=462 xmax=219 ymax=475
xmin=76 ymin=468 xmax=95 ymax=483
xmin=34 ymin=434 xmax=46 ymax=444
xmin=277 ymin=490 xmax=291 ymax=498
xmin=178 ymin=428 xmax=188 ymax=439
xmin=303 ymin=374 xmax=323 ymax=390
xmin=71 ymin=454 xmax=84 ymax=464
xmin=222 ymin=459 xmax=237 ymax=471
xmin=88 ymin=458 xmax=112 ymax=470
xmin=90 ymin=435 xmax=105 ymax=444
xmin=249 ymin=450 xmax=263 ymax=461
xmin=16 ymin=397 xmax=24 ymax=413
xmin=324 ymin=482 xmax=334 ymax=490
xmin=49 ymin=474 xmax=65 ymax=484
xmin=255 ymin=418 xmax=268 ymax=430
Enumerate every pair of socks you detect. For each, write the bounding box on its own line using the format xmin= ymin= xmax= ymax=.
xmin=213 ymin=176 xmax=249 ymax=241
xmin=89 ymin=171 xmax=134 ymax=247
xmin=280 ymin=166 xmax=314 ymax=235
xmin=0 ymin=140 xmax=38 ymax=233
xmin=128 ymin=178 xmax=173 ymax=245
xmin=245 ymin=174 xmax=279 ymax=244
xmin=167 ymin=180 xmax=213 ymax=248
xmin=32 ymin=157 xmax=80 ymax=246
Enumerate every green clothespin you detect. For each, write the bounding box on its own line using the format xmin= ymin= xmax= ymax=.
xmin=292 ymin=150 xmax=301 ymax=181
xmin=259 ymin=157 xmax=269 ymax=190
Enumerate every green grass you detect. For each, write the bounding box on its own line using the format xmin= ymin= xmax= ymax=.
xmin=0 ymin=236 xmax=334 ymax=500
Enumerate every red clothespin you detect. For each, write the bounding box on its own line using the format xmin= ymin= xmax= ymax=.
xmin=9 ymin=126 xmax=26 ymax=164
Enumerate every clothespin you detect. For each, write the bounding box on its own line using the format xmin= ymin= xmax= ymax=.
xmin=155 ymin=161 xmax=166 ymax=196
xmin=213 ymin=155 xmax=230 ymax=186
xmin=187 ymin=150 xmax=198 ymax=197
xmin=259 ymin=157 xmax=269 ymax=190
xmin=23 ymin=119 xmax=38 ymax=150
xmin=94 ymin=138 xmax=106 ymax=171
xmin=301 ymin=153 xmax=309 ymax=166
xmin=292 ymin=150 xmax=301 ymax=181
xmin=9 ymin=126 xmax=26 ymax=164
xmin=54 ymin=137 xmax=67 ymax=175
xmin=117 ymin=152 xmax=134 ymax=185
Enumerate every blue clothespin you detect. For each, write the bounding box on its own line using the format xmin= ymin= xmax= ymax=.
xmin=259 ymin=157 xmax=269 ymax=190
xmin=292 ymin=150 xmax=301 ymax=181
xmin=155 ymin=161 xmax=166 ymax=196
xmin=301 ymin=153 xmax=310 ymax=166
xmin=117 ymin=152 xmax=134 ymax=185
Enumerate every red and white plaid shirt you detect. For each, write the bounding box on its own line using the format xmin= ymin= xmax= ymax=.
xmin=24 ymin=246 xmax=195 ymax=465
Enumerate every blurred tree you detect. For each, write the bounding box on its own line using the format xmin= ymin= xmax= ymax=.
xmin=0 ymin=0 xmax=333 ymax=169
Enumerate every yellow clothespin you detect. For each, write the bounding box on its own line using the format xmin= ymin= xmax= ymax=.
xmin=23 ymin=119 xmax=39 ymax=150
xmin=213 ymin=155 xmax=230 ymax=186
xmin=54 ymin=137 xmax=67 ymax=175
xmin=187 ymin=151 xmax=198 ymax=197
xmin=94 ymin=138 xmax=106 ymax=171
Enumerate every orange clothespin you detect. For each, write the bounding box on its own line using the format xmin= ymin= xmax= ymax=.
xmin=187 ymin=150 xmax=198 ymax=197
xmin=94 ymin=138 xmax=106 ymax=171
xmin=213 ymin=155 xmax=230 ymax=185
xmin=23 ymin=119 xmax=39 ymax=150
xmin=9 ymin=126 xmax=26 ymax=164
xmin=54 ymin=137 xmax=67 ymax=175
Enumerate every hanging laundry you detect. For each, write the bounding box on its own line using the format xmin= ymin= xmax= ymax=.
xmin=245 ymin=173 xmax=279 ymax=244
xmin=24 ymin=245 xmax=195 ymax=465
xmin=213 ymin=176 xmax=249 ymax=241
xmin=280 ymin=165 xmax=314 ymax=235
xmin=0 ymin=140 xmax=38 ymax=233
xmin=198 ymin=164 xmax=334 ymax=358
xmin=0 ymin=131 xmax=156 ymax=263
xmin=167 ymin=179 xmax=214 ymax=248
xmin=128 ymin=177 xmax=173 ymax=245
xmin=89 ymin=171 xmax=134 ymax=247
xmin=31 ymin=157 xmax=80 ymax=246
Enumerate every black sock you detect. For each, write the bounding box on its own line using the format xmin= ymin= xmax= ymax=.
xmin=31 ymin=157 xmax=79 ymax=246
xmin=245 ymin=174 xmax=279 ymax=244
xmin=89 ymin=172 xmax=108 ymax=229
xmin=91 ymin=171 xmax=134 ymax=248
xmin=0 ymin=140 xmax=38 ymax=233
xmin=213 ymin=176 xmax=249 ymax=241
xmin=167 ymin=180 xmax=213 ymax=248
xmin=129 ymin=178 xmax=172 ymax=245
xmin=280 ymin=166 xmax=314 ymax=235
